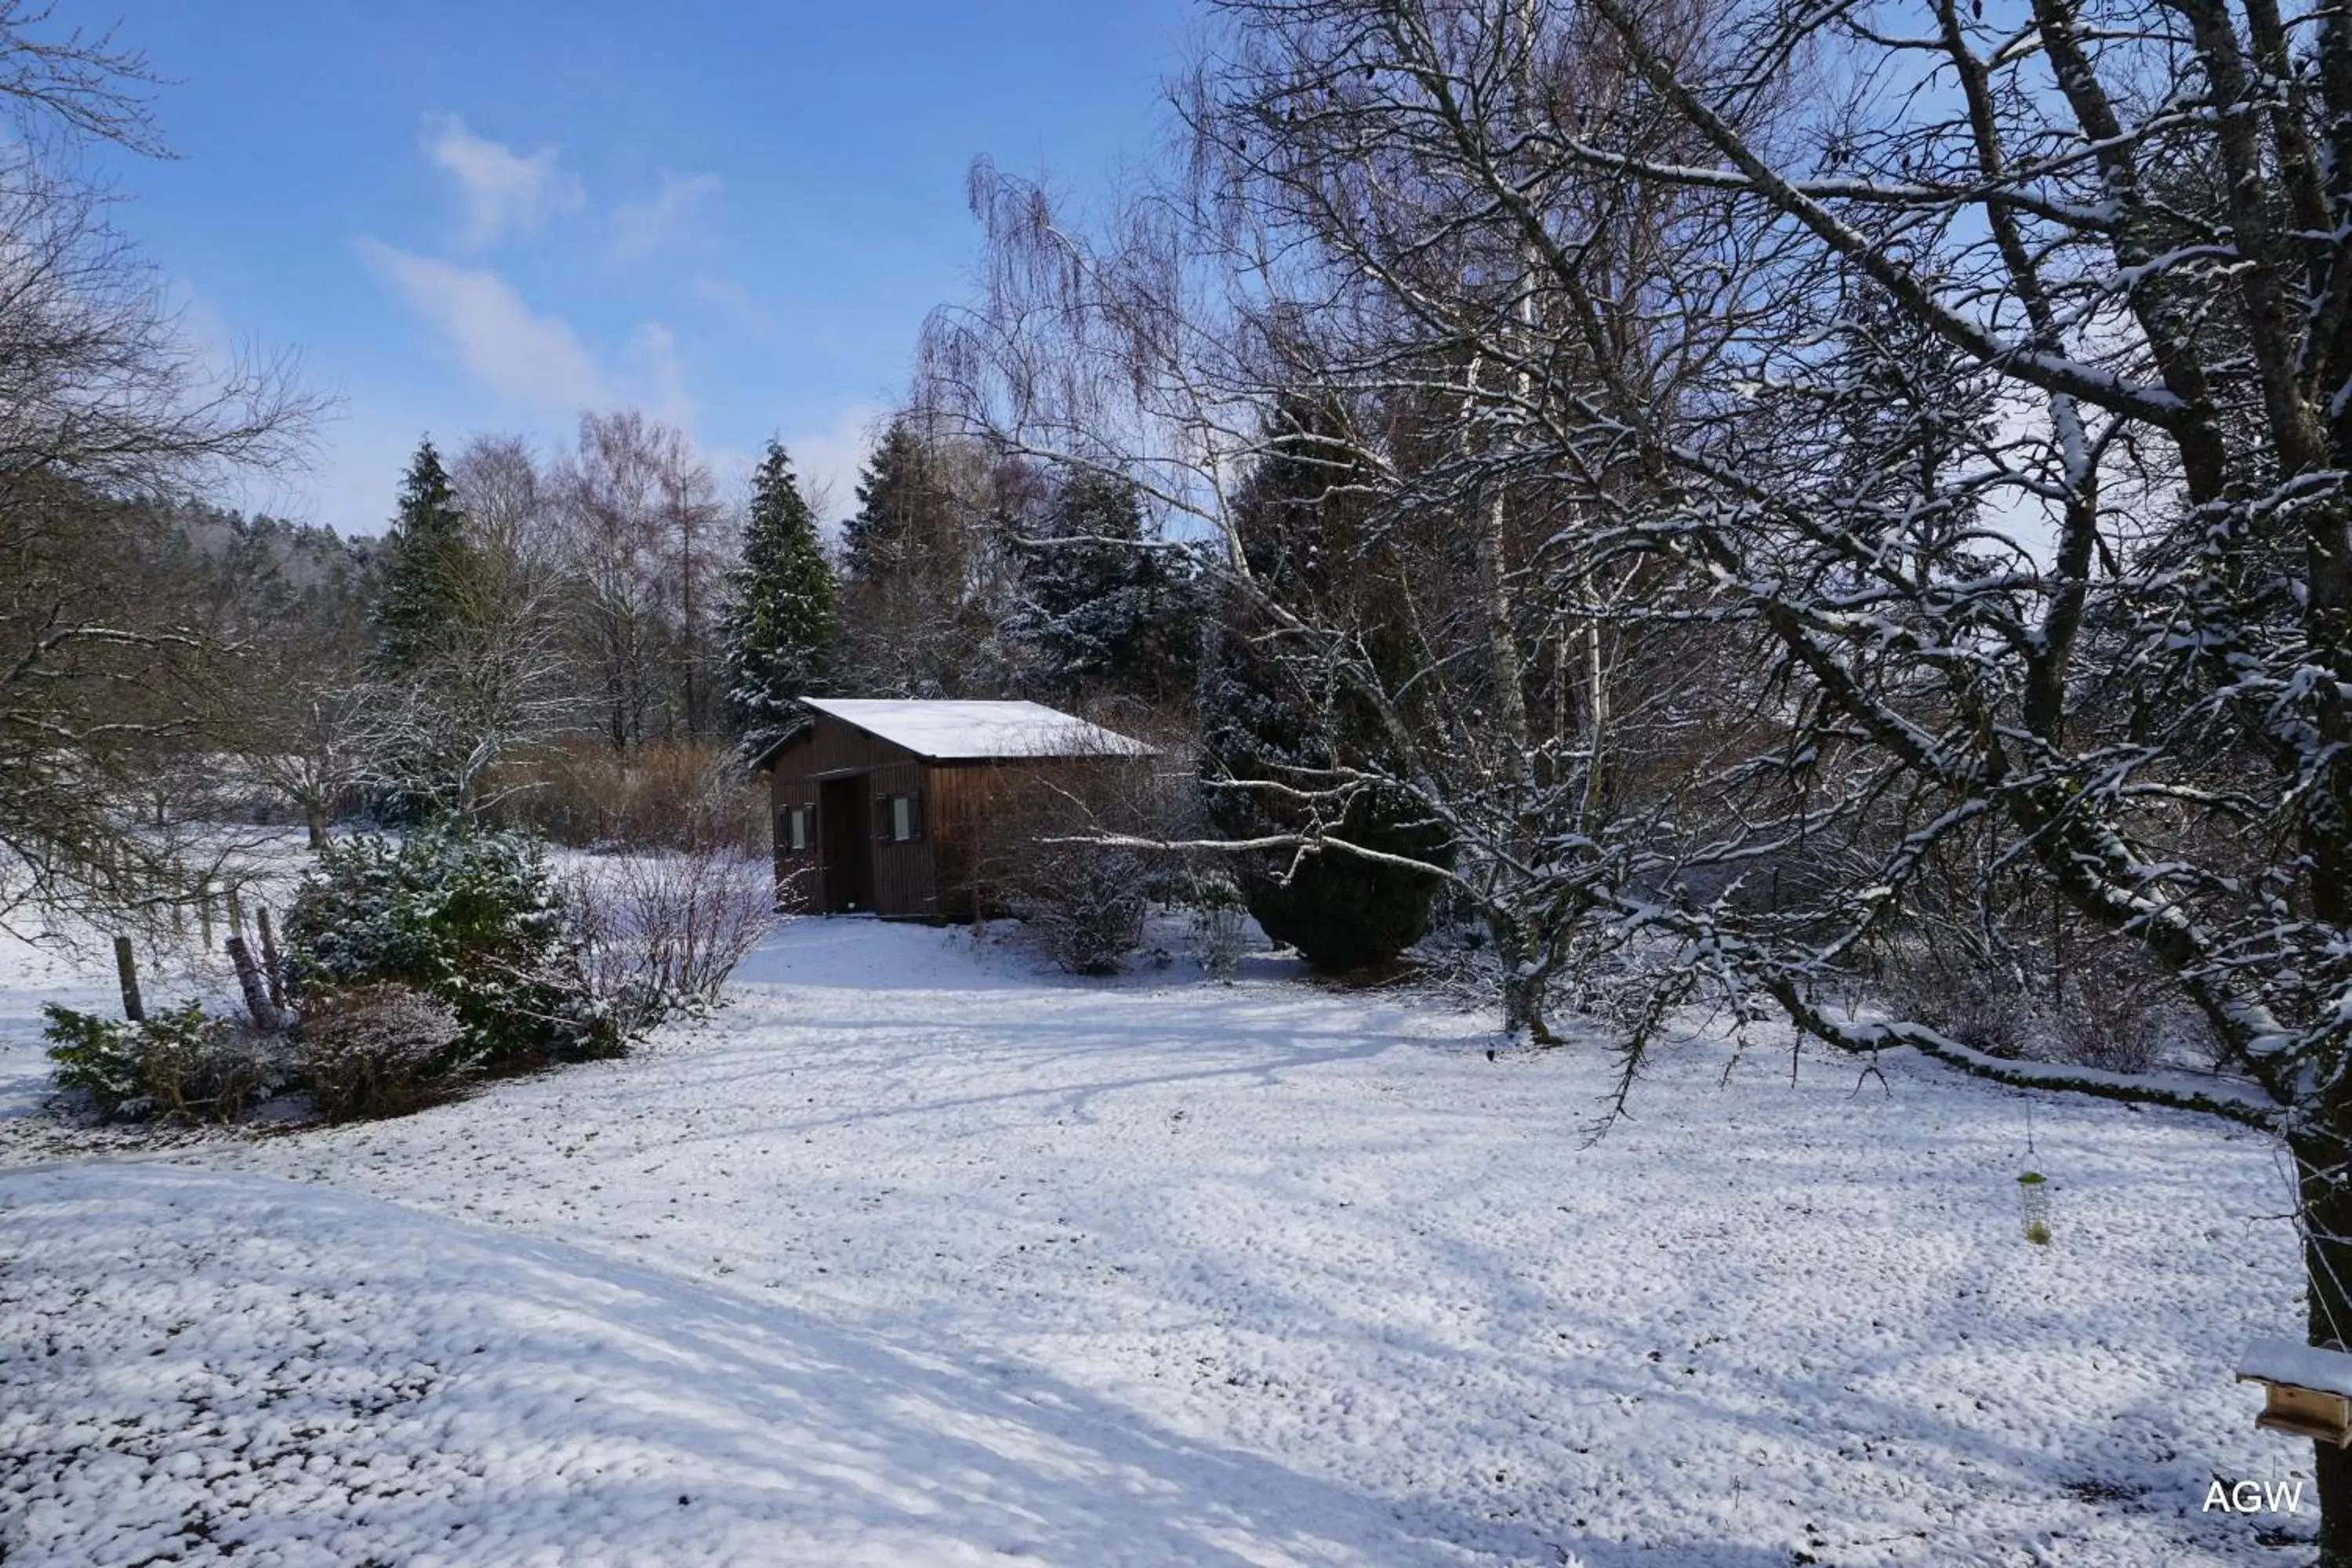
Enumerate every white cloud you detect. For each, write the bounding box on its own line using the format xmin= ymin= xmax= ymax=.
xmin=623 ymin=321 xmax=695 ymax=429
xmin=689 ymin=274 xmax=772 ymax=337
xmin=612 ymin=172 xmax=723 ymax=260
xmin=782 ymin=402 xmax=887 ymax=525
xmin=358 ymin=239 xmax=610 ymax=410
xmin=423 ymin=114 xmax=585 ymax=248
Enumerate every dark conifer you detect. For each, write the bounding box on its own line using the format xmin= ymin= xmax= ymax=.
xmin=721 ymin=440 xmax=837 ymax=748
xmin=369 ymin=437 xmax=473 ymax=673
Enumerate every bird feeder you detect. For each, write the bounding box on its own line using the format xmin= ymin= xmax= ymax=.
xmin=2016 ymin=1171 xmax=2051 ymax=1245
xmin=2238 ymin=1338 xmax=2352 ymax=1446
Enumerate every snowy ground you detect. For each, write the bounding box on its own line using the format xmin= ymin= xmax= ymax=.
xmin=0 ymin=916 xmax=2316 ymax=1565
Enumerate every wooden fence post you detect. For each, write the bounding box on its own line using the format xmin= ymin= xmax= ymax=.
xmin=114 ymin=935 xmax=144 ymax=1023
xmin=255 ymin=906 xmax=287 ymax=1010
xmin=225 ymin=935 xmax=281 ymax=1033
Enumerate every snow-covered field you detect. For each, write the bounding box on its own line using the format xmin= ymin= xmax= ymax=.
xmin=0 ymin=916 xmax=2314 ymax=1565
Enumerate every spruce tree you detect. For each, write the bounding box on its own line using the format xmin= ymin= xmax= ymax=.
xmin=369 ymin=437 xmax=474 ymax=673
xmin=1005 ymin=468 xmax=1200 ymax=704
xmin=835 ymin=416 xmax=999 ymax=696
xmin=840 ymin=419 xmax=956 ymax=587
xmin=721 ymin=439 xmax=836 ymax=747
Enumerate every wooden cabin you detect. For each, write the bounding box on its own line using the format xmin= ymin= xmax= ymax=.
xmin=750 ymin=699 xmax=1153 ymax=920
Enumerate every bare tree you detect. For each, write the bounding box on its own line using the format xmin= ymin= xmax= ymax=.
xmin=551 ymin=410 xmax=728 ymax=747
xmin=0 ymin=9 xmax=317 ymax=931
xmin=936 ymin=0 xmax=2352 ymax=1551
xmin=923 ymin=1 xmax=1743 ymax=1035
xmin=931 ymin=0 xmax=2352 ymax=1545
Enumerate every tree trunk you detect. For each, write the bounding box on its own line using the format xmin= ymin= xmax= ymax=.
xmin=2296 ymin=1112 xmax=2352 ymax=1565
xmin=1490 ymin=910 xmax=1559 ymax=1044
xmin=305 ymin=802 xmax=327 ymax=851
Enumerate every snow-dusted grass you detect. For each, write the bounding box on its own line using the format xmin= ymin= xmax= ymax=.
xmin=0 ymin=916 xmax=2314 ymax=1565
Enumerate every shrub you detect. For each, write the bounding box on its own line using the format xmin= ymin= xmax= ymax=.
xmin=284 ymin=827 xmax=619 ymax=1069
xmin=493 ymin=741 xmax=767 ymax=853
xmin=42 ymin=1006 xmax=144 ymax=1117
xmin=43 ymin=1001 xmax=281 ymax=1123
xmin=1187 ymin=872 xmax=1249 ymax=981
xmin=966 ymin=753 xmax=1186 ymax=975
xmin=1020 ymin=838 xmax=1152 ymax=975
xmin=1236 ymin=785 xmax=1448 ymax=973
xmin=292 ymin=983 xmax=470 ymax=1123
xmin=567 ymin=847 xmax=775 ymax=1030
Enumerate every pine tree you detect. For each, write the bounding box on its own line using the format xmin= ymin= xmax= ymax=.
xmin=370 ymin=437 xmax=474 ymax=674
xmin=721 ymin=439 xmax=836 ymax=747
xmin=1004 ymin=468 xmax=1200 ymax=704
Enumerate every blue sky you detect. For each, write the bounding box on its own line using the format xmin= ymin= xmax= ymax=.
xmin=92 ymin=0 xmax=1196 ymax=535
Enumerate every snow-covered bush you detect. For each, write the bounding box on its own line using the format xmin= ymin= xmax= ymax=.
xmin=567 ymin=847 xmax=775 ymax=1030
xmin=1018 ymin=838 xmax=1151 ymax=975
xmin=292 ymin=982 xmax=470 ymax=1123
xmin=283 ymin=828 xmax=619 ymax=1069
xmin=42 ymin=1001 xmax=281 ymax=1123
xmin=42 ymin=1006 xmax=144 ymax=1117
xmin=965 ymin=757 xmax=1176 ymax=975
xmin=1187 ymin=873 xmax=1247 ymax=981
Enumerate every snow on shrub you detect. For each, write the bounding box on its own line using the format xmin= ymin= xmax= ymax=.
xmin=567 ymin=846 xmax=775 ymax=1031
xmin=42 ymin=1001 xmax=282 ymax=1123
xmin=965 ymin=755 xmax=1176 ymax=976
xmin=283 ymin=828 xmax=619 ymax=1069
xmin=1014 ymin=837 xmax=1150 ymax=976
xmin=1187 ymin=871 xmax=1248 ymax=981
xmin=292 ymin=982 xmax=471 ymax=1123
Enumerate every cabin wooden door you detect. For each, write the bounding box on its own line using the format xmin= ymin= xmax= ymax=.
xmin=818 ymin=775 xmax=874 ymax=913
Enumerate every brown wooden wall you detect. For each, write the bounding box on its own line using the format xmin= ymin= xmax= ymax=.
xmin=762 ymin=715 xmax=1144 ymax=923
xmin=762 ymin=715 xmax=945 ymax=919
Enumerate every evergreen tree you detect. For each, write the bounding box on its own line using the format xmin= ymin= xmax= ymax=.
xmin=1200 ymin=405 xmax=1448 ymax=971
xmin=834 ymin=416 xmax=1013 ymax=696
xmin=1004 ymin=468 xmax=1201 ymax=705
xmin=839 ymin=419 xmax=940 ymax=589
xmin=370 ymin=437 xmax=474 ymax=673
xmin=721 ymin=439 xmax=836 ymax=746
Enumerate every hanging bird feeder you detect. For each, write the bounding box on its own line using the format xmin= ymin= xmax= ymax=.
xmin=2238 ymin=1338 xmax=2352 ymax=1446
xmin=2016 ymin=1171 xmax=2052 ymax=1244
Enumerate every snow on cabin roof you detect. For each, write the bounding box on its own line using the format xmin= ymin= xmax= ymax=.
xmin=796 ymin=699 xmax=1154 ymax=762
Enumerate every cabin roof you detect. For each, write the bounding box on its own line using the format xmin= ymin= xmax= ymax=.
xmin=753 ymin=699 xmax=1153 ymax=769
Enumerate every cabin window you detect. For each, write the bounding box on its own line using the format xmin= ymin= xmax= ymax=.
xmin=876 ymin=791 xmax=923 ymax=844
xmin=782 ymin=806 xmax=811 ymax=852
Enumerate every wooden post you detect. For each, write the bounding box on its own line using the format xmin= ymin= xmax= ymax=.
xmin=255 ymin=906 xmax=287 ymax=1010
xmin=225 ymin=935 xmax=281 ymax=1033
xmin=114 ymin=935 xmax=144 ymax=1023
